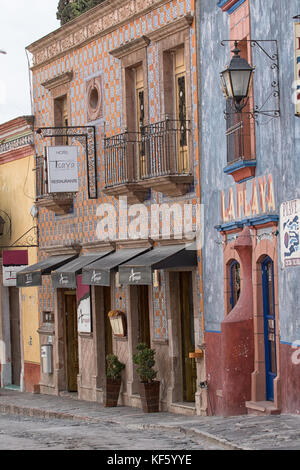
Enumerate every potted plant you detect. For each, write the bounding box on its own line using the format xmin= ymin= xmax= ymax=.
xmin=133 ymin=342 xmax=160 ymax=413
xmin=104 ymin=354 xmax=125 ymax=407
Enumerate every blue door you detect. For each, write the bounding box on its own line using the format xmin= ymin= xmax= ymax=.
xmin=262 ymin=257 xmax=277 ymax=401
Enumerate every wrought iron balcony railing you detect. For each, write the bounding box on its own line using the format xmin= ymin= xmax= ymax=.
xmin=225 ymin=100 xmax=255 ymax=164
xmin=35 ymin=155 xmax=74 ymax=215
xmin=104 ymin=119 xmax=191 ymax=189
xmin=35 ymin=155 xmax=47 ymax=198
xmin=140 ymin=119 xmax=190 ymax=179
xmin=104 ymin=131 xmax=139 ymax=188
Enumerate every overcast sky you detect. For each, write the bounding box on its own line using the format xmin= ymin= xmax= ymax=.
xmin=0 ymin=0 xmax=60 ymax=124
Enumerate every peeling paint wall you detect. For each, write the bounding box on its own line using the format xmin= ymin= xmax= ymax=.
xmin=250 ymin=0 xmax=300 ymax=344
xmin=198 ymin=0 xmax=300 ymax=344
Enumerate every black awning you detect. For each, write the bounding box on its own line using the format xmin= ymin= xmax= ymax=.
xmin=16 ymin=255 xmax=77 ymax=287
xmin=51 ymin=251 xmax=113 ymax=289
xmin=119 ymin=243 xmax=198 ymax=285
xmin=82 ymin=247 xmax=149 ymax=286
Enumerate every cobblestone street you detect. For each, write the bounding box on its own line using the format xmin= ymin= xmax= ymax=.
xmin=0 ymin=413 xmax=227 ymax=451
xmin=1 ymin=389 xmax=300 ymax=452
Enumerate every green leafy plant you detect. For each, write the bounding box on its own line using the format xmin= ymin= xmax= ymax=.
xmin=57 ymin=0 xmax=105 ymax=25
xmin=133 ymin=343 xmax=158 ymax=383
xmin=106 ymin=354 xmax=125 ymax=380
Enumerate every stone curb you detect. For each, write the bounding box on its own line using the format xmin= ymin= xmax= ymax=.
xmin=127 ymin=422 xmax=249 ymax=450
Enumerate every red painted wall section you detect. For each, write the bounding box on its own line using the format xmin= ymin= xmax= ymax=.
xmin=221 ymin=227 xmax=254 ymax=415
xmin=204 ymin=331 xmax=223 ymax=415
xmin=280 ymin=344 xmax=300 ymax=414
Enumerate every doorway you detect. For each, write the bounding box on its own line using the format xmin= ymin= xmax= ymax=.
xmin=136 ymin=285 xmax=150 ymax=347
xmin=262 ymin=257 xmax=277 ymax=401
xmin=64 ymin=291 xmax=79 ymax=392
xmin=178 ymin=272 xmax=196 ymax=402
xmin=9 ymin=287 xmax=21 ymax=386
xmin=103 ymin=286 xmax=113 ymax=359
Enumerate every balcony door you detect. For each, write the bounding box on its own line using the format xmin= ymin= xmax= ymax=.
xmin=174 ymin=47 xmax=188 ymax=174
xmin=135 ymin=65 xmax=146 ymax=178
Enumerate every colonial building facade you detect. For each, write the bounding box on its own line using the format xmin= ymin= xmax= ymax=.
xmin=198 ymin=0 xmax=300 ymax=415
xmin=0 ymin=116 xmax=40 ymax=393
xmin=21 ymin=0 xmax=207 ymax=415
xmin=9 ymin=0 xmax=299 ymax=418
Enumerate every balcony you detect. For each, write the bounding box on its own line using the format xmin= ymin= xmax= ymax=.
xmin=104 ymin=119 xmax=193 ymax=202
xmin=224 ymin=105 xmax=256 ymax=183
xmin=103 ymin=131 xmax=149 ymax=204
xmin=35 ymin=155 xmax=74 ymax=215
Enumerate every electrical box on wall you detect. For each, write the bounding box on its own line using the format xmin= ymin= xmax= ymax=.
xmin=41 ymin=344 xmax=53 ymax=374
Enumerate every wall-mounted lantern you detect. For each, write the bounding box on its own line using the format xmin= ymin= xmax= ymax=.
xmin=220 ymin=39 xmax=280 ymax=119
xmin=220 ymin=41 xmax=255 ymax=112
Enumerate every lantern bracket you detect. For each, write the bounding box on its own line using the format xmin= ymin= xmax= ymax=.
xmin=221 ymin=39 xmax=280 ymax=120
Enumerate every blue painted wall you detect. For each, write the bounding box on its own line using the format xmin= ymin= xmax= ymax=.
xmin=197 ymin=0 xmax=300 ymax=342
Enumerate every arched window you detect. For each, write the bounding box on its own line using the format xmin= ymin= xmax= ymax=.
xmin=229 ymin=260 xmax=241 ymax=310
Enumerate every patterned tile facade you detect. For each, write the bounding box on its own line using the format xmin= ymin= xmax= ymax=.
xmin=31 ymin=0 xmax=203 ymax=343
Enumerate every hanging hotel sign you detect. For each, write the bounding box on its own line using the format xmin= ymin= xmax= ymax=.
xmin=221 ymin=174 xmax=276 ymax=223
xmin=280 ymin=199 xmax=300 ymax=267
xmin=47 ymin=146 xmax=79 ymax=193
xmin=2 ymin=250 xmax=28 ymax=287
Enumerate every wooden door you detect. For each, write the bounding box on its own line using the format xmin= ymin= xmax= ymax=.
xmin=137 ymin=285 xmax=150 ymax=347
xmin=103 ymin=286 xmax=113 ymax=358
xmin=179 ymin=272 xmax=196 ymax=402
xmin=65 ymin=292 xmax=79 ymax=392
xmin=9 ymin=287 xmax=21 ymax=386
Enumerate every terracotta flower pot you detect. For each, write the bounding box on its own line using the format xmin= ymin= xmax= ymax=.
xmin=139 ymin=380 xmax=160 ymax=413
xmin=104 ymin=378 xmax=121 ymax=407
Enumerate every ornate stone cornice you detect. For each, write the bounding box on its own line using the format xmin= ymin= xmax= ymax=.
xmin=42 ymin=244 xmax=81 ymax=256
xmin=146 ymin=13 xmax=193 ymax=41
xmin=41 ymin=71 xmax=73 ymax=91
xmin=0 ymin=133 xmax=34 ymax=153
xmin=109 ymin=36 xmax=151 ymax=59
xmin=109 ymin=14 xmax=193 ymax=58
xmin=0 ymin=116 xmax=34 ymax=163
xmin=0 ymin=116 xmax=34 ymax=139
xmin=26 ymin=0 xmax=191 ymax=69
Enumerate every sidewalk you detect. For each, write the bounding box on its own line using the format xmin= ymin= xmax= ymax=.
xmin=1 ymin=388 xmax=300 ymax=450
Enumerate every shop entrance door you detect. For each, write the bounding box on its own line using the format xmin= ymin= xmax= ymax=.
xmin=262 ymin=257 xmax=277 ymax=401
xmin=9 ymin=287 xmax=21 ymax=386
xmin=64 ymin=292 xmax=79 ymax=392
xmin=103 ymin=286 xmax=113 ymax=358
xmin=137 ymin=285 xmax=150 ymax=347
xmin=179 ymin=272 xmax=196 ymax=402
